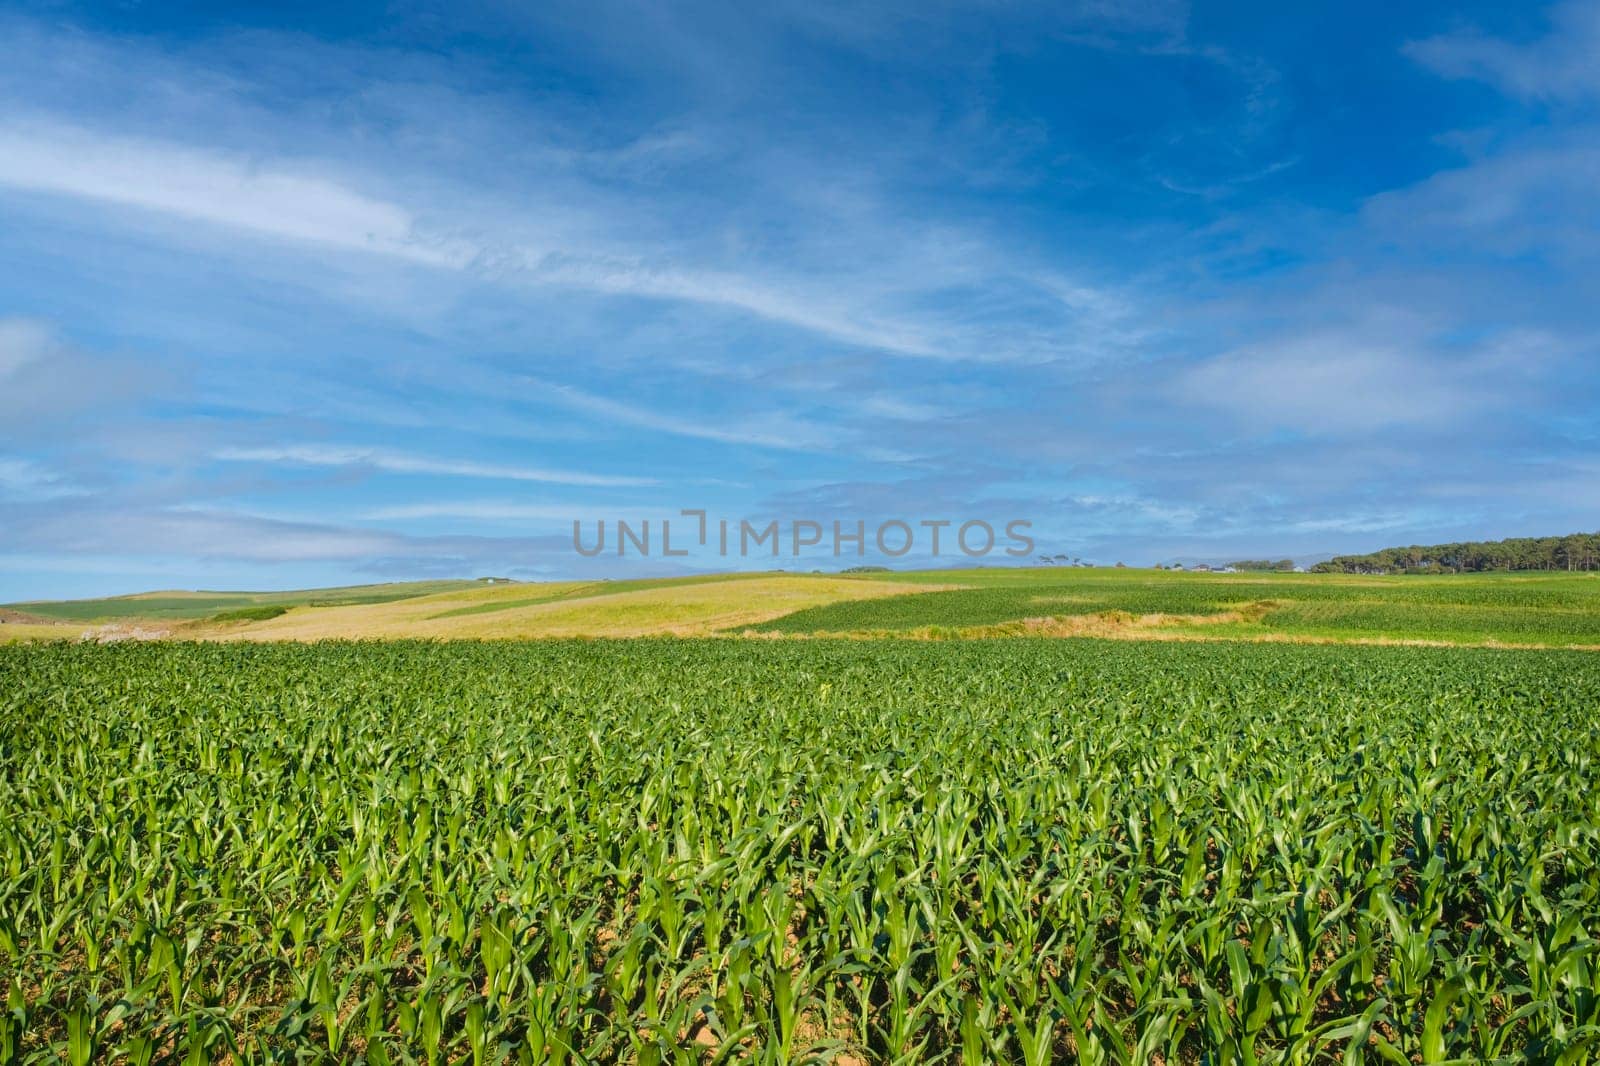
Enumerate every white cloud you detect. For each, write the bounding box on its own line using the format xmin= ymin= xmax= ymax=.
xmin=1361 ymin=140 xmax=1600 ymax=257
xmin=215 ymin=444 xmax=656 ymax=487
xmin=0 ymin=316 xmax=164 ymax=427
xmin=0 ymin=110 xmax=1131 ymax=365
xmin=0 ymin=119 xmax=474 ymax=267
xmin=0 ymin=117 xmax=947 ymax=356
xmin=1174 ymin=326 xmax=1538 ymax=435
xmin=1063 ymin=493 xmax=1200 ymax=528
xmin=852 ymin=395 xmax=949 ymax=422
xmin=501 ymin=251 xmax=949 ymax=358
xmin=0 ymin=317 xmax=54 ymax=378
xmin=0 ymin=457 xmax=83 ymax=500
xmin=1408 ymin=2 xmax=1600 ymax=102
xmin=1284 ymin=512 xmax=1417 ymax=535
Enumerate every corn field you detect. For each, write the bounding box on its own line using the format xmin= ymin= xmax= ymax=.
xmin=3 ymin=640 xmax=1600 ymax=1063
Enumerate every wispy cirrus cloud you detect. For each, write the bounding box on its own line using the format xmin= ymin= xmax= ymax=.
xmin=0 ymin=114 xmax=1092 ymax=363
xmin=530 ymin=378 xmax=841 ymax=451
xmin=2 ymin=2 xmax=1599 ymax=598
xmin=364 ymin=500 xmax=605 ymax=521
xmin=0 ymin=499 xmax=684 ymax=582
xmin=0 ymin=120 xmax=472 ymax=267
xmin=215 ymin=445 xmax=657 ymax=487
xmin=0 ymin=12 xmax=1159 ymax=376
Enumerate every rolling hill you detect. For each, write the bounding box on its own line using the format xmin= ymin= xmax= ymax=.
xmin=7 ymin=566 xmax=1600 ymax=648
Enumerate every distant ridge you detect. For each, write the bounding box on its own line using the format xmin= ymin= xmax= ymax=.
xmin=1312 ymin=532 xmax=1600 ymax=574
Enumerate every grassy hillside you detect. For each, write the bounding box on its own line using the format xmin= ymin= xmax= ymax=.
xmin=7 ymin=567 xmax=1600 ymax=647
xmin=3 ymin=579 xmax=492 ymax=623
xmin=753 ymin=567 xmax=1600 ymax=646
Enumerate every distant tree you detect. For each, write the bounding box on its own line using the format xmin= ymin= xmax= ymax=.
xmin=1311 ymin=531 xmax=1600 ymax=574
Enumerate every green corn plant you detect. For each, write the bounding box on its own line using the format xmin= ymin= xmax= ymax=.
xmin=4 ymin=638 xmax=1600 ymax=1061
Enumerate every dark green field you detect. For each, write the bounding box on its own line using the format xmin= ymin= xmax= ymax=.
xmin=752 ymin=569 xmax=1600 ymax=645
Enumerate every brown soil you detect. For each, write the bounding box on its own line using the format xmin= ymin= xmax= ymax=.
xmin=0 ymin=607 xmax=54 ymax=624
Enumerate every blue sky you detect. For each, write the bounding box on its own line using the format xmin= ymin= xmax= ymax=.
xmin=2 ymin=0 xmax=1598 ymax=597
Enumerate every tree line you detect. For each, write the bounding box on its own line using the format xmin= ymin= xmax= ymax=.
xmin=1311 ymin=532 xmax=1600 ymax=574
